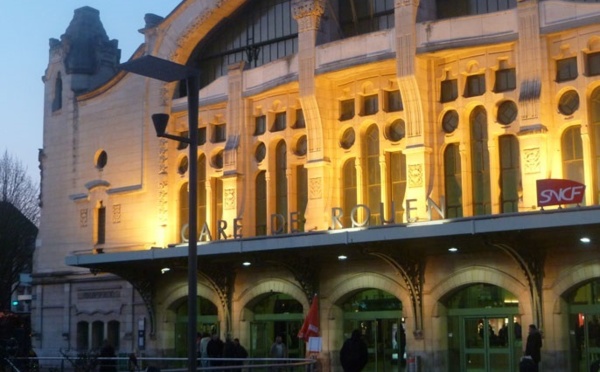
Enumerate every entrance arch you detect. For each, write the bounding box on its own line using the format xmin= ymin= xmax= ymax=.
xmin=170 ymin=296 xmax=219 ymax=357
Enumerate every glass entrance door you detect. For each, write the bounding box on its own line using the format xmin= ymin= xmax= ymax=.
xmin=570 ymin=312 xmax=600 ymax=371
xmin=343 ymin=318 xmax=404 ymax=372
xmin=462 ymin=317 xmax=515 ymax=371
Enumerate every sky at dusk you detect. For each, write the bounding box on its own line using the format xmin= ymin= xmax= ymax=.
xmin=0 ymin=1 xmax=181 ymax=185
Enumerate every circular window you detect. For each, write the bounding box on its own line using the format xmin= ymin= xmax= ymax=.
xmin=295 ymin=135 xmax=307 ymax=156
xmin=385 ymin=119 xmax=406 ymax=142
xmin=177 ymin=156 xmax=188 ymax=175
xmin=558 ymin=90 xmax=580 ymax=115
xmin=339 ymin=128 xmax=356 ymax=149
xmin=95 ymin=150 xmax=107 ymax=169
xmin=442 ymin=110 xmax=459 ymax=134
xmin=212 ymin=150 xmax=224 ymax=169
xmin=255 ymin=142 xmax=266 ymax=163
xmin=497 ymin=101 xmax=518 ymax=125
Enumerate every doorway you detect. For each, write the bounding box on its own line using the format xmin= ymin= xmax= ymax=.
xmin=566 ymin=279 xmax=600 ymax=371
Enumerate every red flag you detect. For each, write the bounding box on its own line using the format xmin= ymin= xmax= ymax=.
xmin=298 ymin=294 xmax=319 ymax=342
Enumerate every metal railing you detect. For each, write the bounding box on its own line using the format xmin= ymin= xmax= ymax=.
xmin=2 ymin=356 xmax=318 ymax=372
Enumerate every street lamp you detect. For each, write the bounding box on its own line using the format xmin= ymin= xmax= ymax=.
xmin=120 ymin=55 xmax=199 ymax=372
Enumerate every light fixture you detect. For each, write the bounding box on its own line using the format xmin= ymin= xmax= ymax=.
xmin=338 ymin=255 xmax=347 ymax=260
xmin=580 ymin=237 xmax=591 ymax=244
xmin=161 ymin=267 xmax=171 ymax=274
xmin=243 ymin=261 xmax=251 ymax=267
xmin=448 ymin=247 xmax=458 ymax=252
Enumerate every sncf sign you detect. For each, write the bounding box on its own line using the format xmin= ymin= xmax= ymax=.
xmin=536 ymin=179 xmax=586 ymax=207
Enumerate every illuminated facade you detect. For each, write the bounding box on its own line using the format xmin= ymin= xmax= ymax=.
xmin=35 ymin=1 xmax=600 ymax=371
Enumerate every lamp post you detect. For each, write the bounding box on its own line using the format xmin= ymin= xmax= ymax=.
xmin=120 ymin=55 xmax=199 ymax=372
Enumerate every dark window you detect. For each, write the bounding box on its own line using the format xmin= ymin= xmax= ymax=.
xmin=339 ymin=0 xmax=395 ymax=38
xmin=362 ymin=94 xmax=379 ymax=116
xmin=556 ymin=57 xmax=578 ymax=82
xmin=441 ymin=79 xmax=458 ymax=103
xmin=190 ymin=0 xmax=298 ymax=90
xmin=255 ymin=171 xmax=267 ymax=236
xmin=213 ymin=177 xmax=223 ymax=228
xmin=294 ymin=135 xmax=307 ymax=156
xmin=255 ymin=142 xmax=266 ymax=162
xmin=340 ymin=99 xmax=355 ymax=121
xmin=96 ymin=205 xmax=106 ymax=244
xmin=107 ymin=321 xmax=120 ymax=350
xmin=436 ymin=0 xmax=517 ymax=19
xmin=385 ymin=90 xmax=403 ymax=112
xmin=465 ymin=74 xmax=486 ymax=97
xmin=198 ymin=155 xmax=207 ymax=233
xmin=91 ymin=321 xmax=104 ymax=350
xmin=499 ymin=135 xmax=521 ymax=213
xmin=388 ymin=151 xmax=406 ymax=223
xmin=178 ymin=156 xmax=189 ymax=175
xmin=470 ymin=107 xmax=491 ymax=215
xmin=77 ymin=321 xmax=89 ymax=351
xmin=591 ymin=87 xmax=600 ymax=203
xmin=296 ymin=165 xmax=307 ymax=232
xmin=562 ymin=126 xmax=585 ymax=204
xmin=558 ymin=90 xmax=580 ymax=116
xmin=212 ymin=150 xmax=224 ymax=169
xmin=497 ymin=101 xmax=518 ymax=125
xmin=177 ymin=131 xmax=189 ymax=150
xmin=255 ymin=115 xmax=266 ymax=135
xmin=442 ymin=110 xmax=459 ymax=134
xmin=444 ymin=144 xmax=463 ymax=218
xmin=340 ymin=128 xmax=356 ymax=149
xmin=385 ymin=119 xmax=405 ymax=142
xmin=212 ymin=124 xmax=226 ymax=143
xmin=586 ymin=52 xmax=600 ymax=76
xmin=52 ymin=73 xmax=62 ymax=112
xmin=364 ymin=125 xmax=381 ymax=225
xmin=95 ymin=150 xmax=107 ymax=170
xmin=198 ymin=127 xmax=207 ymax=145
xmin=294 ymin=109 xmax=305 ymax=128
xmin=275 ymin=141 xmax=288 ymax=232
xmin=494 ymin=68 xmax=516 ymax=92
xmin=342 ymin=158 xmax=357 ymax=228
xmin=179 ymin=183 xmax=189 ymax=241
xmin=271 ymin=112 xmax=286 ymax=132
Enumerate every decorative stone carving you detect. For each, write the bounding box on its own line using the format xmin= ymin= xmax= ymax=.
xmin=112 ymin=204 xmax=121 ymax=224
xmin=408 ymin=164 xmax=423 ymax=188
xmin=80 ymin=208 xmax=88 ymax=227
xmin=309 ymin=177 xmax=322 ymax=199
xmin=224 ymin=188 xmax=235 ymax=210
xmin=524 ymin=148 xmax=541 ymax=174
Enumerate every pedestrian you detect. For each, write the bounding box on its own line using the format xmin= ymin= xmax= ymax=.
xmin=128 ymin=352 xmax=139 ymax=372
xmin=340 ymin=330 xmax=368 ymax=372
xmin=206 ymin=333 xmax=224 ymax=368
xmin=269 ymin=335 xmax=288 ymax=371
xmin=523 ymin=324 xmax=542 ymax=372
xmin=99 ymin=340 xmax=117 ymax=372
xmin=233 ymin=338 xmax=248 ymax=362
xmin=199 ymin=332 xmax=211 ymax=367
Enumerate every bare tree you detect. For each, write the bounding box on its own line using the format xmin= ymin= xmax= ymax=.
xmin=0 ymin=150 xmax=39 ymax=311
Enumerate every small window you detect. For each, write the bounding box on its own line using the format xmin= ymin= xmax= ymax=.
xmin=212 ymin=124 xmax=226 ymax=143
xmin=178 ymin=156 xmax=189 ymax=175
xmin=271 ymin=112 xmax=286 ymax=132
xmin=96 ymin=204 xmax=106 ymax=245
xmin=212 ymin=150 xmax=224 ymax=169
xmin=385 ymin=119 xmax=405 ymax=142
xmin=440 ymin=79 xmax=458 ymax=103
xmin=494 ymin=68 xmax=516 ymax=92
xmin=558 ymin=90 xmax=580 ymax=116
xmin=198 ymin=127 xmax=207 ymax=145
xmin=442 ymin=110 xmax=459 ymax=134
xmin=52 ymin=74 xmax=63 ymax=112
xmin=294 ymin=135 xmax=307 ymax=156
xmin=254 ymin=115 xmax=266 ymax=136
xmin=361 ymin=94 xmax=378 ymax=116
xmin=556 ymin=57 xmax=578 ymax=82
xmin=95 ymin=150 xmax=108 ymax=170
xmin=294 ymin=109 xmax=305 ymax=129
xmin=464 ymin=74 xmax=486 ymax=97
xmin=497 ymin=101 xmax=518 ymax=125
xmin=586 ymin=52 xmax=600 ymax=76
xmin=255 ymin=142 xmax=266 ymax=163
xmin=340 ymin=128 xmax=356 ymax=149
xmin=177 ymin=131 xmax=189 ymax=150
xmin=385 ymin=90 xmax=403 ymax=112
xmin=340 ymin=99 xmax=355 ymax=121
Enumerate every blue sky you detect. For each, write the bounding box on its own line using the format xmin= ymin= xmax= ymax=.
xmin=0 ymin=1 xmax=181 ymax=185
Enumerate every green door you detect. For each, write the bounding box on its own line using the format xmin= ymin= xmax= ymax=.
xmin=461 ymin=316 xmax=515 ymax=372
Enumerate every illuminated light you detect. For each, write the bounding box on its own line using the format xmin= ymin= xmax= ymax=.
xmin=242 ymin=261 xmax=251 ymax=267
xmin=161 ymin=268 xmax=171 ymax=274
xmin=580 ymin=237 xmax=591 ymax=243
xmin=448 ymin=247 xmax=458 ymax=252
xmin=338 ymin=255 xmax=348 ymax=261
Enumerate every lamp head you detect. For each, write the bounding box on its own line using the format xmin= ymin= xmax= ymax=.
xmin=152 ymin=113 xmax=171 ymax=137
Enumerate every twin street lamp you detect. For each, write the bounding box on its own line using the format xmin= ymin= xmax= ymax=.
xmin=120 ymin=55 xmax=200 ymax=372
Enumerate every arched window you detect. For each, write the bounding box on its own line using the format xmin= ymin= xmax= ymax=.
xmin=499 ymin=135 xmax=521 ymax=213
xmin=364 ymin=125 xmax=381 ymax=224
xmin=444 ymin=144 xmax=463 ymax=218
xmin=470 ymin=107 xmax=491 ymax=215
xmin=275 ymin=141 xmax=288 ymax=232
xmin=296 ymin=165 xmax=307 ymax=232
xmin=212 ymin=177 xmax=223 ymax=232
xmin=107 ymin=320 xmax=120 ymax=350
xmin=387 ymin=151 xmax=406 ymax=223
xmin=91 ymin=320 xmax=104 ymax=350
xmin=198 ymin=155 xmax=207 ymax=231
xmin=52 ymin=73 xmax=62 ymax=112
xmin=256 ymin=171 xmax=267 ymax=236
xmin=562 ymin=126 xmax=585 ymax=205
xmin=342 ymin=158 xmax=357 ymax=228
xmin=77 ymin=321 xmax=89 ymax=351
xmin=179 ymin=183 xmax=189 ymax=241
xmin=338 ymin=0 xmax=395 ymax=38
xmin=590 ymin=87 xmax=600 ymax=202
xmin=187 ymin=0 xmax=298 ymax=90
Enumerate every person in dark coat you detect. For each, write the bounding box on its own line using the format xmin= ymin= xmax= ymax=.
xmin=207 ymin=333 xmax=224 ymax=368
xmin=523 ymin=324 xmax=542 ymax=372
xmin=340 ymin=330 xmax=368 ymax=372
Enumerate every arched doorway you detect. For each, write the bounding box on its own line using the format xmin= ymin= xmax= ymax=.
xmin=244 ymin=293 xmax=304 ymax=358
xmin=173 ymin=296 xmax=219 ymax=357
xmin=565 ymin=278 xmax=600 ymax=371
xmin=444 ymin=283 xmax=521 ymax=372
xmin=339 ymin=288 xmax=404 ymax=371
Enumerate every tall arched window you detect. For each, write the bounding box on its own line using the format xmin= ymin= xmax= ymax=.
xmin=343 ymin=158 xmax=357 ymax=228
xmin=107 ymin=320 xmax=120 ymax=350
xmin=179 ymin=183 xmax=189 ymax=241
xmin=275 ymin=141 xmax=288 ymax=232
xmin=388 ymin=151 xmax=406 ymax=223
xmin=470 ymin=107 xmax=491 ymax=215
xmin=212 ymin=177 xmax=223 ymax=231
xmin=444 ymin=144 xmax=463 ymax=218
xmin=256 ymin=171 xmax=267 ymax=236
xmin=52 ymin=73 xmax=62 ymax=112
xmin=590 ymin=87 xmax=600 ymax=202
xmin=198 ymin=155 xmax=207 ymax=231
xmin=77 ymin=321 xmax=89 ymax=351
xmin=562 ymin=126 xmax=585 ymax=205
xmin=91 ymin=320 xmax=104 ymax=350
xmin=364 ymin=125 xmax=381 ymax=224
xmin=296 ymin=165 xmax=307 ymax=232
xmin=499 ymin=135 xmax=521 ymax=213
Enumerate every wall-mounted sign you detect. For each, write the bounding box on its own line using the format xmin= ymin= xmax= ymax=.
xmin=536 ymin=179 xmax=585 ymax=207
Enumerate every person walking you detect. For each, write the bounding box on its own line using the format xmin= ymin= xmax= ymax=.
xmin=269 ymin=335 xmax=288 ymax=371
xmin=522 ymin=324 xmax=542 ymax=372
xmin=340 ymin=330 xmax=368 ymax=372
